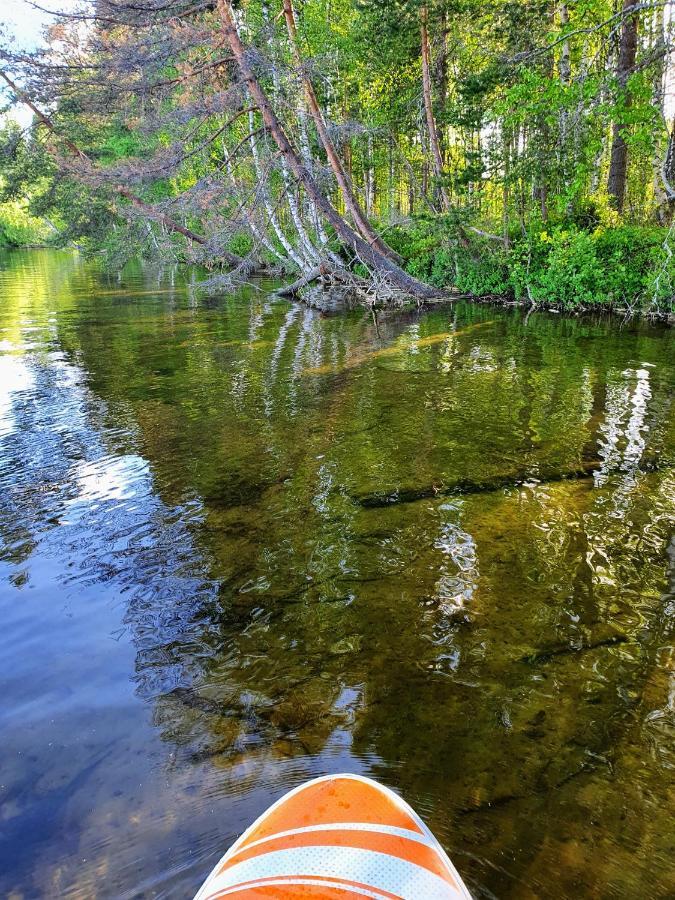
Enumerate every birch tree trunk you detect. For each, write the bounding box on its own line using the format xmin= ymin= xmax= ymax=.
xmin=261 ymin=2 xmax=320 ymax=267
xmin=558 ymin=1 xmax=571 ymax=167
xmin=650 ymin=2 xmax=670 ymax=222
xmin=365 ymin=131 xmax=375 ymax=218
xmin=223 ymin=142 xmax=286 ymax=266
xmin=281 ymin=0 xmax=402 ymax=264
xmin=502 ymin=121 xmax=511 ymax=249
xmin=248 ymin=109 xmax=306 ymax=269
xmin=558 ymin=2 xmax=571 ymax=85
xmin=295 ymin=86 xmax=334 ymax=253
xmin=660 ymin=121 xmax=675 ymax=219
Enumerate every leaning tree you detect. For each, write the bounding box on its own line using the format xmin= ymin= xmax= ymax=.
xmin=0 ymin=0 xmax=443 ymax=300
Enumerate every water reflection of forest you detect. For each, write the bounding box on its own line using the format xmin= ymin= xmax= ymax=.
xmin=1 ymin=252 xmax=673 ymax=897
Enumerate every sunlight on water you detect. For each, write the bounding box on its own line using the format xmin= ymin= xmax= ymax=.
xmin=72 ymin=455 xmax=149 ymax=505
xmin=0 ymin=354 xmax=35 ymax=437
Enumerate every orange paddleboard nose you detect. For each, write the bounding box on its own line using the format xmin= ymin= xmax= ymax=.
xmin=195 ymin=774 xmax=472 ymax=899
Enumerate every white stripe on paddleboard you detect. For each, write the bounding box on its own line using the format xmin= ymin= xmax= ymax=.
xmin=202 ymin=845 xmax=462 ymax=900
xmin=207 ymin=875 xmax=396 ymax=899
xmin=229 ymin=822 xmax=437 ymax=857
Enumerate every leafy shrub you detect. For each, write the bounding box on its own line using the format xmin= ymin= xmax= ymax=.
xmin=511 ymin=229 xmax=602 ymax=307
xmin=452 ymin=247 xmax=511 ymax=296
xmin=593 ymin=226 xmax=664 ymax=303
xmin=0 ymin=200 xmax=50 ymax=247
xmin=393 ymin=217 xmax=673 ymax=312
xmin=387 ymin=218 xmax=440 ymax=282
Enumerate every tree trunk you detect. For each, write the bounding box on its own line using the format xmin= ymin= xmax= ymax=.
xmin=295 ymin=79 xmax=335 ymax=256
xmin=421 ymin=5 xmax=450 ymax=212
xmin=558 ymin=1 xmax=571 ymax=169
xmin=262 ymin=1 xmax=320 ymax=267
xmin=438 ymin=8 xmax=450 ymax=160
xmin=217 ymin=1 xmax=441 ymax=300
xmin=502 ymin=121 xmax=511 ymax=249
xmin=276 ymin=264 xmax=325 ymax=297
xmin=223 ymin=143 xmax=287 ymax=266
xmin=281 ymin=0 xmax=402 ymax=264
xmin=388 ymin=136 xmax=395 ymax=219
xmin=658 ymin=119 xmax=675 ymax=222
xmin=607 ymin=0 xmax=640 ymax=213
xmin=247 ymin=109 xmax=305 ymax=269
xmin=558 ymin=3 xmax=571 ymax=86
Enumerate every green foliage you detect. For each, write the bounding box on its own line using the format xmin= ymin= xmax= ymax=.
xmin=593 ymin=226 xmax=665 ymax=302
xmin=452 ymin=247 xmax=512 ymax=296
xmin=392 ymin=217 xmax=674 ymax=312
xmin=0 ymin=197 xmax=50 ymax=247
xmin=509 ymin=229 xmax=602 ymax=307
xmin=228 ymin=232 xmax=255 ymax=257
xmin=386 ymin=216 xmax=440 ymax=281
xmin=95 ymin=127 xmax=146 ymax=163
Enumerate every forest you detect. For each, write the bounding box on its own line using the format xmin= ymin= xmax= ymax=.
xmin=0 ymin=5 xmax=674 ymax=897
xmin=0 ymin=0 xmax=674 ymax=314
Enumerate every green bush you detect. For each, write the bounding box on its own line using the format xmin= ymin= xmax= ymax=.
xmin=392 ymin=217 xmax=674 ymax=313
xmin=453 ymin=247 xmax=511 ymax=296
xmin=387 ymin=218 xmax=440 ymax=282
xmin=593 ymin=226 xmax=664 ymax=303
xmin=510 ymin=229 xmax=602 ymax=307
xmin=0 ymin=200 xmax=50 ymax=247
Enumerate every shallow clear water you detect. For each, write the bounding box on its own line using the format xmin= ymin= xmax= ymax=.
xmin=0 ymin=249 xmax=673 ymax=899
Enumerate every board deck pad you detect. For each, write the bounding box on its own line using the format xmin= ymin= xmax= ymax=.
xmin=195 ymin=773 xmax=472 ymax=899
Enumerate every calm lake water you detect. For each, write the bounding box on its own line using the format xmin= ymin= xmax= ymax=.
xmin=0 ymin=249 xmax=673 ymax=898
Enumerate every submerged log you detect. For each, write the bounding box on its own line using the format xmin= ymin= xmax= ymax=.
xmin=167 ymin=686 xmax=238 ymax=717
xmin=353 ymin=459 xmax=603 ymax=508
xmin=276 ymin=261 xmax=375 ymax=299
xmin=352 ymin=458 xmax=672 ymax=508
xmin=521 ymin=633 xmax=628 ymax=665
xmin=276 ymin=263 xmax=330 ymax=297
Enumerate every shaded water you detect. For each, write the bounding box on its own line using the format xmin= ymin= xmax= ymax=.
xmin=0 ymin=249 xmax=673 ymax=899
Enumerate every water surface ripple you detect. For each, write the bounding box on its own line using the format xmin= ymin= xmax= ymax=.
xmin=0 ymin=250 xmax=673 ymax=898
